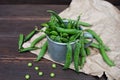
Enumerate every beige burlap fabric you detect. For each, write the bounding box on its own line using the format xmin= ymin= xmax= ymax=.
xmin=23 ymin=0 xmax=120 ymax=80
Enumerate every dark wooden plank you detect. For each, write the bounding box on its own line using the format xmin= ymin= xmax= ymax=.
xmin=0 ymin=5 xmax=68 ymax=16
xmin=0 ymin=0 xmax=71 ymax=5
xmin=0 ymin=20 xmax=46 ymax=37
xmin=0 ymin=37 xmax=37 ymax=58
xmin=0 ymin=60 xmax=101 ymax=80
xmin=0 ymin=0 xmax=119 ymax=5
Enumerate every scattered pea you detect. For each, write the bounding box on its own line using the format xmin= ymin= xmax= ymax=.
xmin=27 ymin=62 xmax=32 ymax=67
xmin=25 ymin=74 xmax=30 ymax=80
xmin=50 ymin=72 xmax=55 ymax=78
xmin=38 ymin=71 xmax=43 ymax=76
xmin=52 ymin=63 xmax=56 ymax=69
xmin=34 ymin=66 xmax=39 ymax=71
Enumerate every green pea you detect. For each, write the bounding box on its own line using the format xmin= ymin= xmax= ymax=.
xmin=38 ymin=71 xmax=43 ymax=76
xmin=34 ymin=66 xmax=39 ymax=71
xmin=52 ymin=63 xmax=56 ymax=69
xmin=27 ymin=62 xmax=33 ymax=67
xmin=50 ymin=72 xmax=55 ymax=78
xmin=25 ymin=74 xmax=30 ymax=80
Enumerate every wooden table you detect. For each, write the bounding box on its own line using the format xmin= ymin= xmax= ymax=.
xmin=0 ymin=5 xmax=119 ymax=80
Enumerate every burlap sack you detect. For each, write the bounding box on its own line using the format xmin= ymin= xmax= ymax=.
xmin=23 ymin=0 xmax=120 ymax=80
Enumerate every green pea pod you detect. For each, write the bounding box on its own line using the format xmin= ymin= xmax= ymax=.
xmin=66 ymin=19 xmax=92 ymax=27
xmin=74 ymin=16 xmax=80 ymax=29
xmin=99 ymin=45 xmax=115 ymax=66
xmin=47 ymin=10 xmax=66 ymax=28
xmin=54 ymin=36 xmax=62 ymax=42
xmin=19 ymin=47 xmax=39 ymax=53
xmin=63 ymin=43 xmax=72 ymax=69
xmin=60 ymin=37 xmax=68 ymax=43
xmin=41 ymin=23 xmax=49 ymax=28
xmin=56 ymin=27 xmax=81 ymax=34
xmin=45 ymin=28 xmax=52 ymax=35
xmin=24 ymin=27 xmax=38 ymax=42
xmin=62 ymin=33 xmax=69 ymax=38
xmin=69 ymin=32 xmax=81 ymax=42
xmin=80 ymin=36 xmax=86 ymax=57
xmin=78 ymin=21 xmax=92 ymax=27
xmin=84 ymin=40 xmax=110 ymax=51
xmin=85 ymin=47 xmax=90 ymax=56
xmin=50 ymin=35 xmax=57 ymax=41
xmin=50 ymin=31 xmax=58 ymax=36
xmin=36 ymin=41 xmax=48 ymax=61
xmin=85 ymin=29 xmax=103 ymax=44
xmin=67 ymin=20 xmax=72 ymax=29
xmin=47 ymin=21 xmax=56 ymax=30
xmin=79 ymin=56 xmax=86 ymax=69
xmin=31 ymin=34 xmax=46 ymax=47
xmin=74 ymin=42 xmax=81 ymax=72
xmin=84 ymin=39 xmax=99 ymax=48
xmin=18 ymin=34 xmax=24 ymax=50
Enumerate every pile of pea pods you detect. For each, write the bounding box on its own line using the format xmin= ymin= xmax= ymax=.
xmin=18 ymin=10 xmax=115 ymax=72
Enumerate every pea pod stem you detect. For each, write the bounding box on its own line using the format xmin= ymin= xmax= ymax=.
xmin=99 ymin=45 xmax=115 ymax=66
xmin=36 ymin=41 xmax=48 ymax=61
xmin=18 ymin=34 xmax=24 ymax=50
xmin=63 ymin=43 xmax=72 ymax=69
xmin=31 ymin=34 xmax=46 ymax=47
